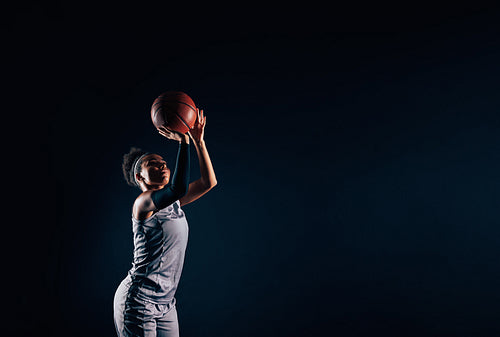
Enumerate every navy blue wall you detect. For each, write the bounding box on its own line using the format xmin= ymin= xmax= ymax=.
xmin=8 ymin=3 xmax=500 ymax=337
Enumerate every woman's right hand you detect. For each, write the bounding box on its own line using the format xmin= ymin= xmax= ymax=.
xmin=157 ymin=125 xmax=190 ymax=144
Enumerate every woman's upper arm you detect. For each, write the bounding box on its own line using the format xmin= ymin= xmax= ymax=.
xmin=151 ymin=185 xmax=185 ymax=210
xmin=179 ymin=179 xmax=216 ymax=206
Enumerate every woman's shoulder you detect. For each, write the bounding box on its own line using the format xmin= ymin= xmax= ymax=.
xmin=132 ymin=191 xmax=156 ymax=221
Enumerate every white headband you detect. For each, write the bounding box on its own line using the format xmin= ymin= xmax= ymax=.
xmin=133 ymin=152 xmax=151 ymax=186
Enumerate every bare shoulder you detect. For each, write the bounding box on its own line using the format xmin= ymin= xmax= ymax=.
xmin=133 ymin=191 xmax=155 ymax=220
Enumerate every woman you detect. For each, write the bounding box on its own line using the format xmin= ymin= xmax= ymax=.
xmin=114 ymin=109 xmax=217 ymax=337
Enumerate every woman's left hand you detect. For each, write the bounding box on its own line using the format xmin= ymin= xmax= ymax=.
xmin=157 ymin=125 xmax=190 ymax=143
xmin=188 ymin=108 xmax=206 ymax=144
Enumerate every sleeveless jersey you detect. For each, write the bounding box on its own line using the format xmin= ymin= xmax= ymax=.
xmin=127 ymin=200 xmax=189 ymax=304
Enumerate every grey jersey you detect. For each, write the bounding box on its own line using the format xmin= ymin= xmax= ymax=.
xmin=128 ymin=200 xmax=189 ymax=304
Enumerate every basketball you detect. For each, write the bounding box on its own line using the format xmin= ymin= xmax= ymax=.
xmin=150 ymin=91 xmax=197 ymax=134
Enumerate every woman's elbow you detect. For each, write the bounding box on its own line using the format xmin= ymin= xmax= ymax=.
xmin=207 ymin=179 xmax=217 ymax=190
xmin=201 ymin=177 xmax=217 ymax=190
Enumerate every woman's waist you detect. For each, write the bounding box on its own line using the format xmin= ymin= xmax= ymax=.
xmin=123 ymin=272 xmax=180 ymax=305
xmin=129 ymin=256 xmax=185 ymax=281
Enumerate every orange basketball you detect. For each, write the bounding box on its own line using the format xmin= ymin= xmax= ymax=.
xmin=150 ymin=91 xmax=197 ymax=134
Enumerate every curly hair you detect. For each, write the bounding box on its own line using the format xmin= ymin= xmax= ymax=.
xmin=122 ymin=147 xmax=148 ymax=187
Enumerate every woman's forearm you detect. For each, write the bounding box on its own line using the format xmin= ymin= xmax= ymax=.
xmin=151 ymin=142 xmax=190 ymax=209
xmin=193 ymin=140 xmax=217 ymax=188
xmin=170 ymin=141 xmax=191 ymax=193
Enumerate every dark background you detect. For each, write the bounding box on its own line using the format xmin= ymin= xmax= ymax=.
xmin=5 ymin=2 xmax=500 ymax=337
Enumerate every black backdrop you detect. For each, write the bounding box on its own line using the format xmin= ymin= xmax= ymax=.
xmin=5 ymin=2 xmax=500 ymax=337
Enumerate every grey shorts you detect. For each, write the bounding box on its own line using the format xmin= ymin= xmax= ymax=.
xmin=114 ymin=276 xmax=179 ymax=337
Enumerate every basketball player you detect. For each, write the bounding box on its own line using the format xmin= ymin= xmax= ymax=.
xmin=114 ymin=109 xmax=217 ymax=337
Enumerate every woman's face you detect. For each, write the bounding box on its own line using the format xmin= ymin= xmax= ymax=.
xmin=138 ymin=154 xmax=170 ymax=187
